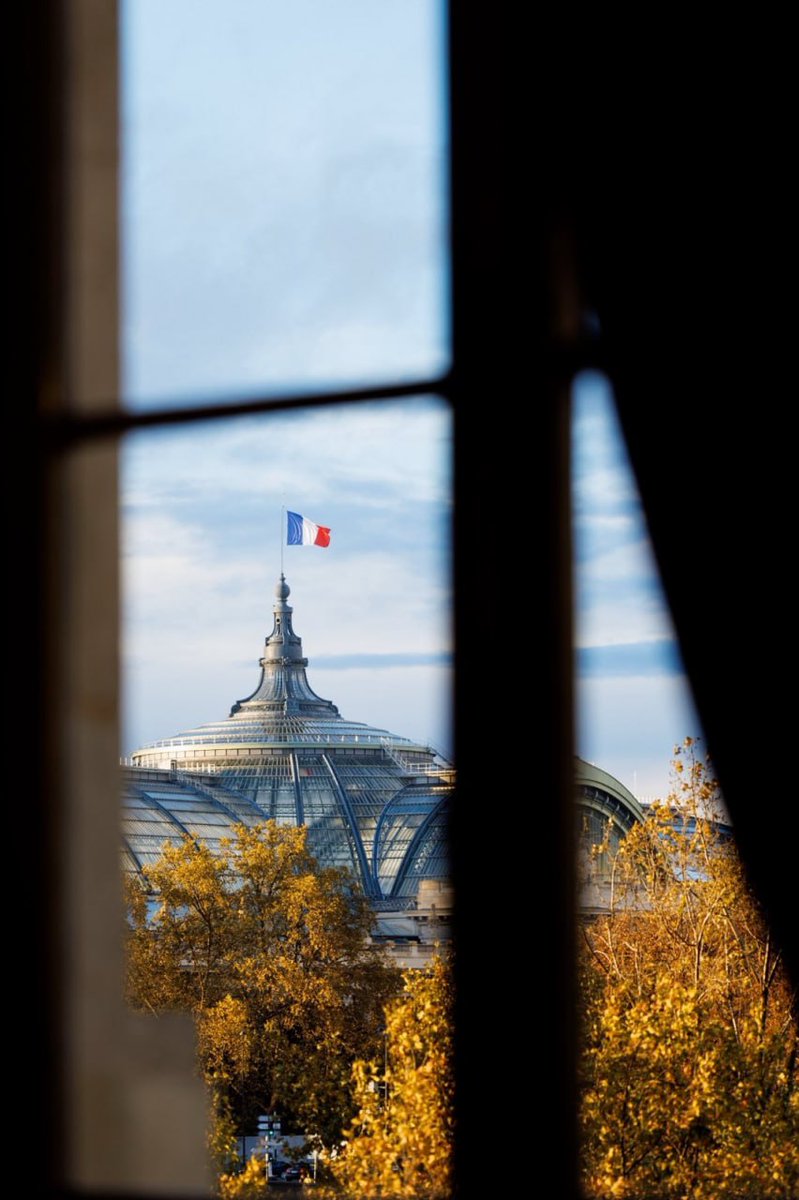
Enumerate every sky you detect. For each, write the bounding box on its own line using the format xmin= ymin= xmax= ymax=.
xmin=120 ymin=1 xmax=701 ymax=799
xmin=572 ymin=375 xmax=701 ymax=798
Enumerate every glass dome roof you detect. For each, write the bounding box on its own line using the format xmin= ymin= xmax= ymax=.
xmin=127 ymin=576 xmax=452 ymax=902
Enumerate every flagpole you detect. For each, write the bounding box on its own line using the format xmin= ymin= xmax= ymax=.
xmin=280 ymin=505 xmax=285 ymax=576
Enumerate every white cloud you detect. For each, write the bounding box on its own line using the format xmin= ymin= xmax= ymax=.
xmin=578 ymin=535 xmax=659 ymax=587
xmin=576 ymin=600 xmax=675 ymax=650
xmin=577 ymin=674 xmax=702 ymax=800
xmin=121 ymin=403 xmax=452 ymax=756
xmin=572 ymin=370 xmax=698 ymax=793
xmin=123 ymin=401 xmax=451 ymax=512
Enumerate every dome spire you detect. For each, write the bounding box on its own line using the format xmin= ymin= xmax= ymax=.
xmin=264 ymin=573 xmax=306 ymax=666
xmin=228 ymin=576 xmax=339 ymax=718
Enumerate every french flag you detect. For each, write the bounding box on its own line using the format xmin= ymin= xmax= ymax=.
xmin=286 ymin=510 xmax=331 ymax=548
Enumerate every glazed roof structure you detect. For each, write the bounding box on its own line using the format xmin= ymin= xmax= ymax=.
xmin=127 ymin=576 xmax=452 ymax=902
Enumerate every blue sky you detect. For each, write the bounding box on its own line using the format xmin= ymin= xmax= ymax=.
xmin=121 ymin=399 xmax=454 ymax=759
xmin=120 ymin=2 xmax=700 ymax=798
xmin=121 ymin=0 xmax=448 ymax=406
xmin=572 ymin=375 xmax=700 ymax=797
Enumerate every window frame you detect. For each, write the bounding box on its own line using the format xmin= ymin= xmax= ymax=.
xmin=24 ymin=3 xmax=589 ymax=1195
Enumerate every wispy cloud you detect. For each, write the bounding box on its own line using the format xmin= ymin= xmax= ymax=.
xmin=123 ymin=402 xmax=451 ymax=510
xmin=571 ymin=372 xmax=699 ymax=795
xmin=313 ymin=651 xmax=452 ymax=670
xmin=577 ymin=640 xmax=682 ymax=679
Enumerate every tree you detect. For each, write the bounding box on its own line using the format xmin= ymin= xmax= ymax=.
xmin=327 ymin=954 xmax=454 ymax=1199
xmin=580 ymin=740 xmax=799 ymax=1198
xmin=125 ymin=822 xmax=399 ymax=1152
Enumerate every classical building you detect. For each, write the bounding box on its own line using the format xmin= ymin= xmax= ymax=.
xmin=122 ymin=575 xmax=647 ymax=952
xmin=123 ymin=575 xmax=453 ymax=959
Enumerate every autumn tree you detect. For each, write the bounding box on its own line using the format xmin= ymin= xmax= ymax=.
xmin=326 ymin=954 xmax=454 ymax=1199
xmin=125 ymin=822 xmax=399 ymax=1152
xmin=580 ymin=740 xmax=799 ymax=1199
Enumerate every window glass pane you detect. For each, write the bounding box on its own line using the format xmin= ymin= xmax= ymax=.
xmin=571 ymin=373 xmax=799 ymax=1198
xmin=121 ymin=1 xmax=449 ymax=410
xmin=572 ymin=371 xmax=699 ymax=799
xmin=121 ymin=397 xmax=452 ymax=906
xmin=121 ymin=400 xmax=454 ymax=1182
xmin=122 ymin=398 xmax=451 ymax=756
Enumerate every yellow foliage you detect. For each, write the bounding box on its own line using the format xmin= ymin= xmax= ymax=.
xmin=218 ymin=1154 xmax=268 ymax=1198
xmin=580 ymin=741 xmax=799 ymax=1198
xmin=325 ymin=955 xmax=454 ymax=1199
xmin=125 ymin=821 xmax=400 ymax=1187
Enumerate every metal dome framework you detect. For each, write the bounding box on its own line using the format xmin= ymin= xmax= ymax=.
xmin=575 ymin=758 xmax=645 ymax=913
xmin=127 ymin=576 xmax=452 ymax=902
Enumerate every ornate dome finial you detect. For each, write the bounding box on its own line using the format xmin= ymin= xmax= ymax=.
xmin=225 ymin=574 xmax=338 ymax=719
